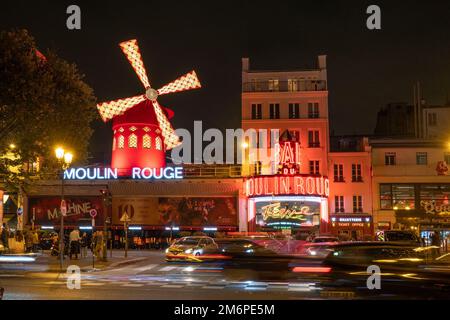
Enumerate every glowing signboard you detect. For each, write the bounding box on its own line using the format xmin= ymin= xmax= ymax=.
xmin=64 ymin=167 xmax=183 ymax=180
xmin=261 ymin=202 xmax=312 ymax=221
xmin=244 ymin=175 xmax=329 ymax=198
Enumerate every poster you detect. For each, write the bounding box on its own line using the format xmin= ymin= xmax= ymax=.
xmin=158 ymin=197 xmax=238 ymax=226
xmin=112 ymin=197 xmax=160 ymax=225
xmin=28 ymin=196 xmax=104 ymax=225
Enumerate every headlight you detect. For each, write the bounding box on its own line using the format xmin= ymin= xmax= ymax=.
xmin=184 ymin=248 xmax=193 ymax=254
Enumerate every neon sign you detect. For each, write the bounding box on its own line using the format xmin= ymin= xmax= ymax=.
xmin=276 ymin=142 xmax=301 ymax=175
xmin=261 ymin=202 xmax=311 ymax=221
xmin=244 ymin=175 xmax=329 ymax=197
xmin=64 ymin=167 xmax=183 ymax=180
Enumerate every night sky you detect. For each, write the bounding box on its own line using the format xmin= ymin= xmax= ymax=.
xmin=1 ymin=0 xmax=450 ymax=163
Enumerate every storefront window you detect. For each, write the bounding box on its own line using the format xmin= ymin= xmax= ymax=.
xmin=419 ymin=184 xmax=450 ymax=206
xmin=380 ymin=184 xmax=415 ymax=210
xmin=380 ymin=184 xmax=392 ymax=209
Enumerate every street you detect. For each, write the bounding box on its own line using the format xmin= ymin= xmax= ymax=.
xmin=2 ymin=250 xmax=449 ymax=300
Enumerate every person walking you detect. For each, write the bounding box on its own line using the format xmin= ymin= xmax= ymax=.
xmin=433 ymin=231 xmax=441 ymax=256
xmin=94 ymin=231 xmax=104 ymax=258
xmin=25 ymin=230 xmax=33 ymax=253
xmin=32 ymin=230 xmax=40 ymax=252
xmin=69 ymin=228 xmax=81 ymax=260
xmin=80 ymin=232 xmax=88 ymax=258
xmin=1 ymin=223 xmax=9 ymax=252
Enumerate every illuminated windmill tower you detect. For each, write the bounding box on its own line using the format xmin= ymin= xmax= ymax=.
xmin=97 ymin=39 xmax=201 ymax=176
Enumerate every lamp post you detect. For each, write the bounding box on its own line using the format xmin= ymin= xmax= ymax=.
xmin=55 ymin=147 xmax=73 ymax=272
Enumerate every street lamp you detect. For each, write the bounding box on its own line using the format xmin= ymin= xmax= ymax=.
xmin=54 ymin=146 xmax=73 ymax=271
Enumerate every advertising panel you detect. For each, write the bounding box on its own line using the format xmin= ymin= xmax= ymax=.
xmin=28 ymin=196 xmax=104 ymax=225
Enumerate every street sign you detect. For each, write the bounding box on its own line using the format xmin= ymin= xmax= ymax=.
xmin=89 ymin=208 xmax=97 ymax=218
xmin=17 ymin=207 xmax=23 ymax=215
xmin=60 ymin=200 xmax=67 ymax=216
xmin=120 ymin=212 xmax=131 ymax=222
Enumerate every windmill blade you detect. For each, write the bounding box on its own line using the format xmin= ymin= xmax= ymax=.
xmin=119 ymin=39 xmax=151 ymax=89
xmin=157 ymin=70 xmax=201 ymax=96
xmin=151 ymin=100 xmax=181 ymax=150
xmin=97 ymin=95 xmax=146 ymax=122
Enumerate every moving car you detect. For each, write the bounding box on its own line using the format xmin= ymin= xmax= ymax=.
xmin=165 ymin=236 xmax=218 ymax=262
xmin=312 ymin=236 xmax=339 ymax=243
xmin=375 ymin=230 xmax=423 ymax=246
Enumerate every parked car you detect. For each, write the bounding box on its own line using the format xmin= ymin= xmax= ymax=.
xmin=165 ymin=236 xmax=218 ymax=262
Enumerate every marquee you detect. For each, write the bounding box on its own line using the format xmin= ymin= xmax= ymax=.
xmin=244 ymin=175 xmax=329 ymax=198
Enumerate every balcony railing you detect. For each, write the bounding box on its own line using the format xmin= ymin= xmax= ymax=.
xmin=176 ymin=164 xmax=248 ymax=178
xmin=243 ymin=80 xmax=327 ymax=93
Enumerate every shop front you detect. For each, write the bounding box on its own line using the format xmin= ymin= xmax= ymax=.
xmin=329 ymin=215 xmax=373 ymax=240
xmin=24 ymin=177 xmax=243 ymax=248
xmin=244 ymin=174 xmax=330 ymax=234
xmin=379 ymin=183 xmax=450 ymax=238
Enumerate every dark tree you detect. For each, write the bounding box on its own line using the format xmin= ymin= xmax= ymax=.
xmin=0 ymin=29 xmax=97 ymax=192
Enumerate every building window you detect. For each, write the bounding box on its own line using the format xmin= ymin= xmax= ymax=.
xmin=155 ymin=136 xmax=162 ymax=150
xmin=307 ymin=102 xmax=319 ymax=118
xmin=118 ymin=135 xmax=124 ymax=149
xmin=308 ymin=130 xmax=320 ymax=148
xmin=288 ymin=79 xmax=299 ymax=91
xmin=379 ymin=184 xmax=416 ymax=210
xmin=416 ymin=152 xmax=428 ymax=165
xmin=352 ymin=164 xmax=362 ymax=182
xmin=353 ymin=195 xmax=363 ymax=213
xmin=143 ymin=134 xmax=151 ymax=149
xmin=269 ymin=103 xmax=280 ymax=119
xmin=385 ymin=152 xmax=396 ymax=165
xmin=128 ymin=134 xmax=138 ymax=148
xmin=445 ymin=152 xmax=450 ymax=164
xmin=309 ymin=160 xmax=320 ymax=175
xmin=288 ymin=103 xmax=300 ymax=119
xmin=335 ymin=196 xmax=344 ymax=213
xmin=334 ymin=164 xmax=344 ymax=182
xmin=251 ymin=104 xmax=262 ymax=119
xmin=428 ymin=113 xmax=437 ymax=126
xmin=268 ymin=79 xmax=279 ymax=91
xmin=129 ymin=126 xmax=137 ymax=132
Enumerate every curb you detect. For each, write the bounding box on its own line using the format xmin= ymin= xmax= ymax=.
xmin=106 ymin=257 xmax=149 ymax=269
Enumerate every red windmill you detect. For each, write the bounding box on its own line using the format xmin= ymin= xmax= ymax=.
xmin=97 ymin=39 xmax=201 ymax=176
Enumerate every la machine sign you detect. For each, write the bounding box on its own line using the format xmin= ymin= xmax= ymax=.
xmin=64 ymin=167 xmax=183 ymax=180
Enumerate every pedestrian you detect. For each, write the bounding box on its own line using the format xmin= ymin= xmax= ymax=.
xmin=25 ymin=230 xmax=33 ymax=253
xmin=32 ymin=230 xmax=40 ymax=252
xmin=69 ymin=228 xmax=81 ymax=260
xmin=1 ymin=223 xmax=9 ymax=251
xmin=432 ymin=231 xmax=441 ymax=257
xmin=95 ymin=231 xmax=104 ymax=258
xmin=80 ymin=232 xmax=88 ymax=258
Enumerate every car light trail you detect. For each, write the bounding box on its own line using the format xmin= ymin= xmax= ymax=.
xmin=292 ymin=266 xmax=331 ymax=273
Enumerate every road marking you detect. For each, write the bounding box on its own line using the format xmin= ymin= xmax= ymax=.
xmin=82 ymin=282 xmax=105 ymax=286
xmin=135 ymin=264 xmax=158 ymax=272
xmin=122 ymin=283 xmax=144 ymax=287
xmin=161 ymin=284 xmax=184 ymax=288
xmin=159 ymin=266 xmax=177 ymax=271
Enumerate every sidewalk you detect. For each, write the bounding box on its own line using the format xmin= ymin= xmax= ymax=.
xmin=29 ymin=249 xmax=157 ymax=273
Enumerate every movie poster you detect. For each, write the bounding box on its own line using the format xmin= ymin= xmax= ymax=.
xmin=158 ymin=197 xmax=238 ymax=226
xmin=28 ymin=196 xmax=104 ymax=225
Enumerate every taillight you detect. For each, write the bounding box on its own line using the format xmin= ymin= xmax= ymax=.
xmin=292 ymin=266 xmax=332 ymax=273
